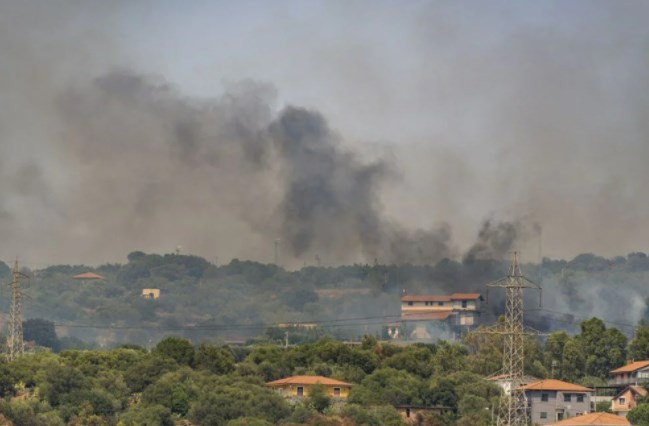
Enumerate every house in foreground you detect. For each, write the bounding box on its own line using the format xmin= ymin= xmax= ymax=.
xmin=610 ymin=360 xmax=649 ymax=386
xmin=547 ymin=411 xmax=630 ymax=425
xmin=518 ymin=379 xmax=593 ymax=425
xmin=611 ymin=385 xmax=647 ymax=417
xmin=266 ymin=375 xmax=352 ymax=399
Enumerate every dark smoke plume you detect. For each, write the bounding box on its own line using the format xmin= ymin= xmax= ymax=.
xmin=51 ymin=71 xmax=457 ymax=265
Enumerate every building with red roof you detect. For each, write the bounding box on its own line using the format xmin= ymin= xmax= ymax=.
xmin=519 ymin=379 xmax=594 ymax=424
xmin=386 ymin=292 xmax=483 ymax=340
xmin=266 ymin=375 xmax=352 ymax=399
xmin=72 ymin=272 xmax=105 ymax=281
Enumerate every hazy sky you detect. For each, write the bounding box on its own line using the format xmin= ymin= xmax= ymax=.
xmin=1 ymin=1 xmax=648 ymax=266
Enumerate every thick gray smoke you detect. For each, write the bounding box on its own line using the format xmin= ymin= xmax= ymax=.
xmin=3 ymin=1 xmax=649 ymax=267
xmin=55 ymin=71 xmax=454 ymax=265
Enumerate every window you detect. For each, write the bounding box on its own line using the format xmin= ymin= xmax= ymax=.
xmin=541 ymin=393 xmax=549 ymax=402
xmin=333 ymin=387 xmax=341 ymax=397
xmin=540 ymin=412 xmax=547 ymax=419
xmin=619 ymin=397 xmax=626 ymax=405
xmin=438 ymin=301 xmax=443 ymax=306
xmin=577 ymin=394 xmax=584 ymax=403
xmin=462 ymin=300 xmax=468 ymax=308
xmin=564 ymin=394 xmax=571 ymax=402
xmin=297 ymin=386 xmax=304 ymax=396
xmin=408 ymin=301 xmax=413 ymax=306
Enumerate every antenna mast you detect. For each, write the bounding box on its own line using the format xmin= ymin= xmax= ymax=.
xmin=486 ymin=252 xmax=541 ymax=426
xmin=7 ymin=260 xmax=26 ymax=361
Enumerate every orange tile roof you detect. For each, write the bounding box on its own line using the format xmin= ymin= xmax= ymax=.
xmin=614 ymin=385 xmax=648 ymax=400
xmin=73 ymin=272 xmax=105 ymax=280
xmin=401 ymin=295 xmax=451 ymax=302
xmin=266 ymin=375 xmax=352 ymax=387
xmin=518 ymin=379 xmax=593 ymax=392
xmin=611 ymin=360 xmax=649 ymax=373
xmin=450 ymin=293 xmax=482 ymax=300
xmin=548 ymin=412 xmax=630 ymax=425
xmin=401 ymin=311 xmax=454 ymax=321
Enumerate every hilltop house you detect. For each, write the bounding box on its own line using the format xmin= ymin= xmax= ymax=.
xmin=73 ymin=272 xmax=105 ymax=282
xmin=611 ymin=385 xmax=647 ymax=417
xmin=391 ymin=293 xmax=482 ymax=339
xmin=611 ymin=360 xmax=649 ymax=386
xmin=519 ymin=379 xmax=593 ymax=425
xmin=266 ymin=376 xmax=352 ymax=399
xmin=548 ymin=412 xmax=630 ymax=425
xmin=141 ymin=288 xmax=160 ymax=299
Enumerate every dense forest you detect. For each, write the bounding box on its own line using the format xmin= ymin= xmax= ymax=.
xmin=2 ymin=252 xmax=649 ymax=424
xmin=1 ymin=251 xmax=649 ymax=347
xmin=1 ymin=319 xmax=649 ymax=425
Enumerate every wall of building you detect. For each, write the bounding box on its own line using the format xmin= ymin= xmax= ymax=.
xmin=272 ymin=384 xmax=350 ymax=398
xmin=612 ymin=389 xmax=634 ymax=414
xmin=527 ymin=390 xmax=591 ymax=425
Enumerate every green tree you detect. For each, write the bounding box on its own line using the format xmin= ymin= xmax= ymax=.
xmin=195 ymin=344 xmax=235 ymax=375
xmin=23 ymin=319 xmax=60 ymax=351
xmin=307 ymin=384 xmax=331 ymax=413
xmin=577 ymin=318 xmax=627 ymax=378
xmin=153 ymin=336 xmax=195 ymax=366
xmin=628 ymin=403 xmax=649 ymax=426
xmin=630 ymin=323 xmax=649 ymax=361
xmin=119 ymin=403 xmax=174 ymax=426
xmin=349 ymin=367 xmax=423 ymax=406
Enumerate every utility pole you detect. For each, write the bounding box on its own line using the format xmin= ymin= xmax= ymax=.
xmin=284 ymin=331 xmax=289 ymax=348
xmin=484 ymin=252 xmax=541 ymax=426
xmin=7 ymin=260 xmax=26 ymax=361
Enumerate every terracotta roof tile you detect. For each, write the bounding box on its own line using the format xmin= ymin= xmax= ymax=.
xmin=401 ymin=295 xmax=451 ymax=302
xmin=548 ymin=412 xmax=630 ymax=425
xmin=266 ymin=375 xmax=352 ymax=387
xmin=614 ymin=385 xmax=648 ymax=400
xmin=73 ymin=272 xmax=105 ymax=280
xmin=450 ymin=293 xmax=482 ymax=300
xmin=518 ymin=379 xmax=593 ymax=392
xmin=611 ymin=360 xmax=649 ymax=373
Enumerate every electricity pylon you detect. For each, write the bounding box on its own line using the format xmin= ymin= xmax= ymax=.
xmin=7 ymin=260 xmax=26 ymax=361
xmin=485 ymin=252 xmax=541 ymax=426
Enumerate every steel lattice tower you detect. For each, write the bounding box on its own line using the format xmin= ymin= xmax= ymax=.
xmin=7 ymin=260 xmax=25 ymax=361
xmin=486 ymin=252 xmax=541 ymax=426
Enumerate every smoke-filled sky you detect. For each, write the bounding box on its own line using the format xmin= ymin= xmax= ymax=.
xmin=1 ymin=0 xmax=649 ymax=266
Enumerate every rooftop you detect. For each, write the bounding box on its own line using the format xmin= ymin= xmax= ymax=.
xmin=518 ymin=379 xmax=593 ymax=392
xmin=266 ymin=375 xmax=352 ymax=387
xmin=611 ymin=360 xmax=649 ymax=374
xmin=72 ymin=272 xmax=105 ymax=280
xmin=401 ymin=295 xmax=451 ymax=302
xmin=614 ymin=384 xmax=648 ymax=399
xmin=450 ymin=293 xmax=482 ymax=300
xmin=400 ymin=293 xmax=481 ymax=302
xmin=548 ymin=412 xmax=630 ymax=425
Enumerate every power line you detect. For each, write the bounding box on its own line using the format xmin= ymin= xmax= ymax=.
xmin=52 ymin=314 xmax=403 ymax=332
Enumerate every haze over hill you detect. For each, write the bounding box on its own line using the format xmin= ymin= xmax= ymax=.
xmin=2 ymin=1 xmax=649 ymax=266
